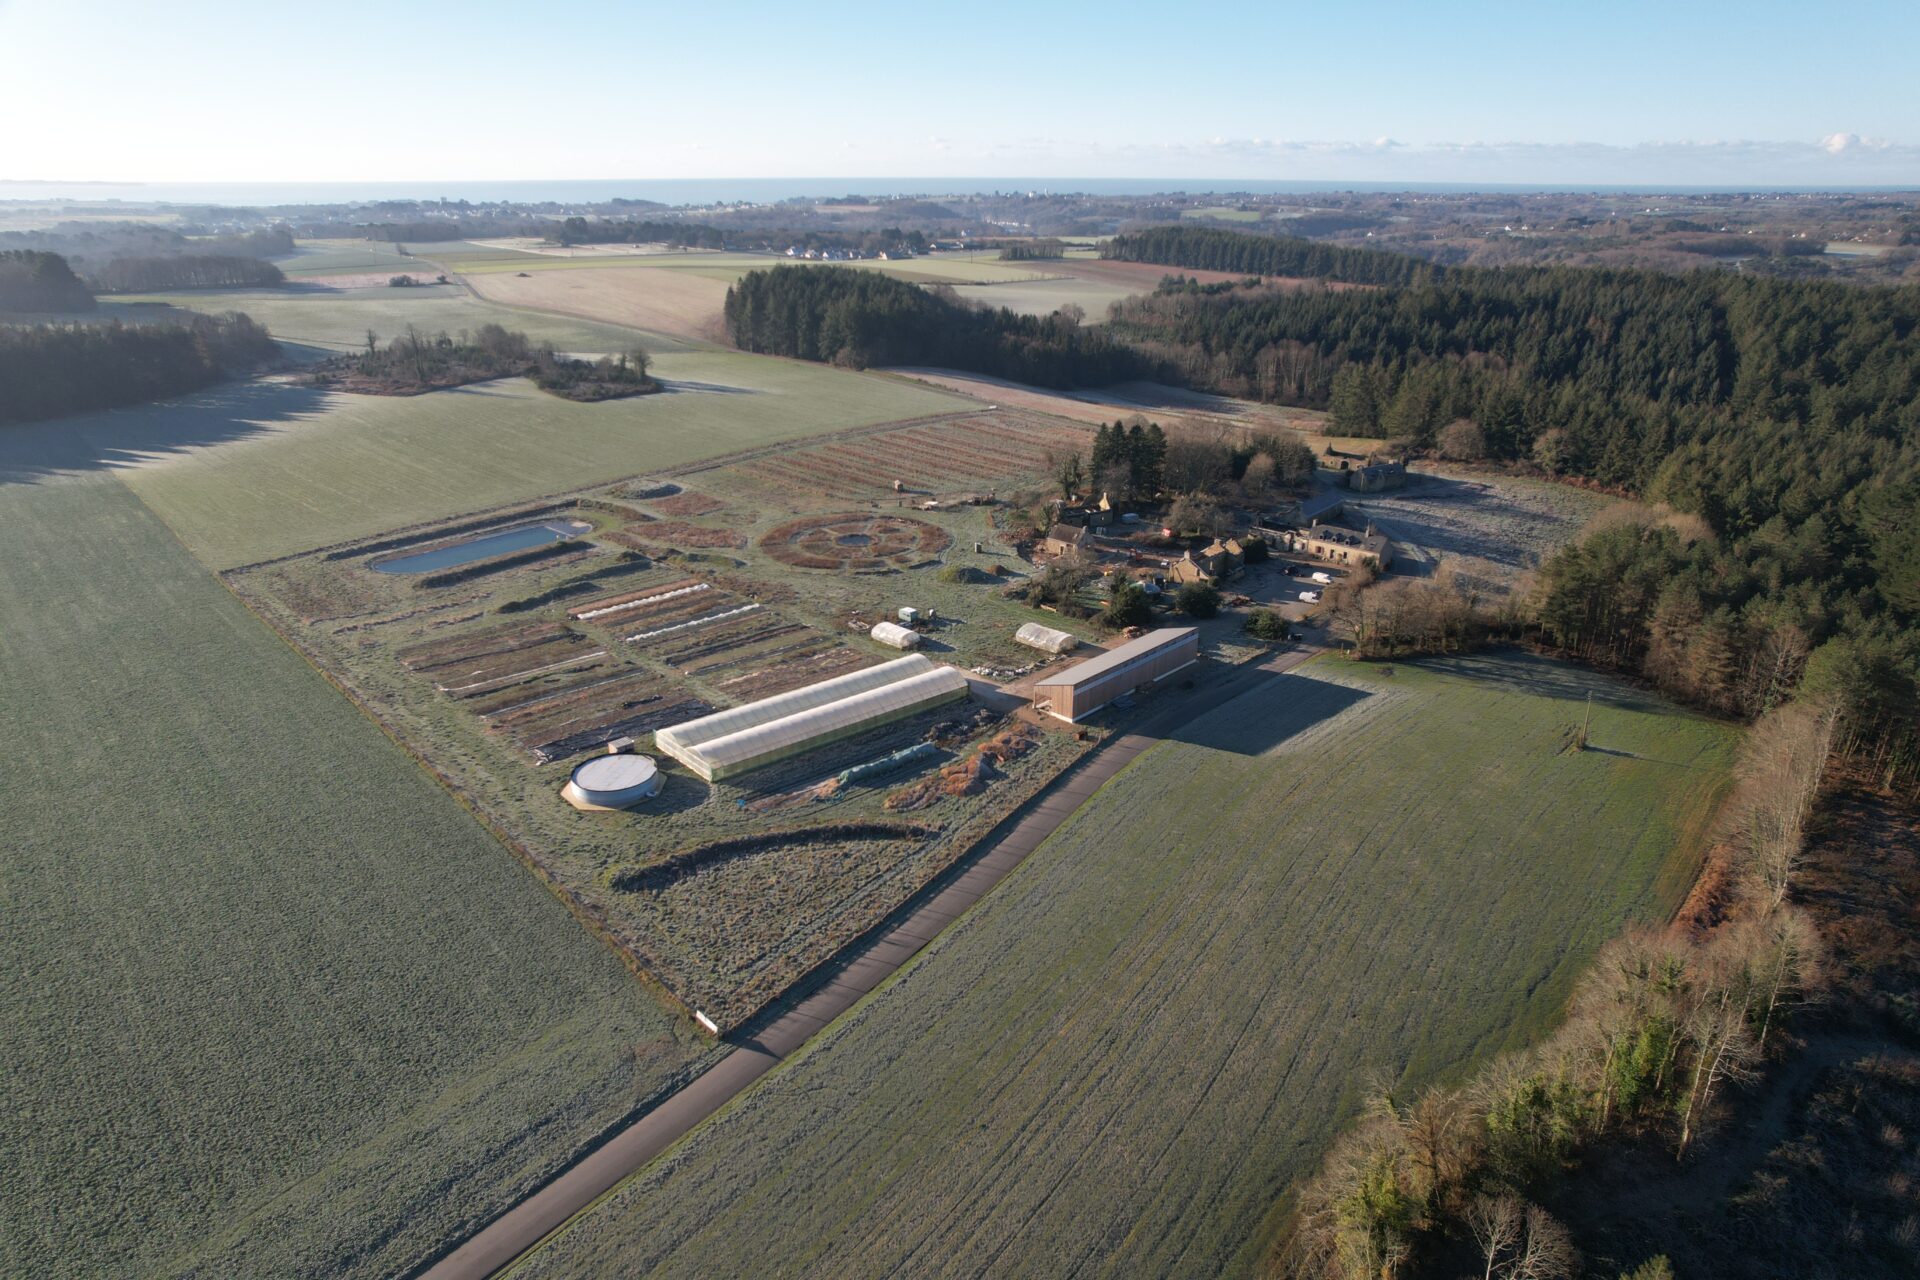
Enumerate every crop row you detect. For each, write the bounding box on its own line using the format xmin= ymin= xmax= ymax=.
xmin=397 ymin=620 xmax=573 ymax=672
xmin=655 ymin=618 xmax=812 ymax=670
xmin=429 ymin=636 xmax=608 ymax=698
xmin=484 ymin=669 xmax=712 ymax=762
xmin=622 ymin=602 xmax=764 ymax=645
xmin=676 ymin=632 xmax=826 ymax=679
xmin=566 ymin=577 xmax=707 ymax=620
xmin=709 ymin=646 xmax=872 ymax=701
xmin=467 ymin=664 xmax=627 ymax=717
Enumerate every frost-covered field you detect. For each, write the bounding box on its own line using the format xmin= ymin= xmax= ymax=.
xmin=1348 ymin=468 xmax=1611 ymax=594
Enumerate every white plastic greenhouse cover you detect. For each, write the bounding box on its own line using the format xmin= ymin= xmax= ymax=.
xmin=869 ymin=621 xmax=922 ymax=649
xmin=1015 ymin=622 xmax=1080 ymax=654
xmin=655 ymin=654 xmax=968 ymax=781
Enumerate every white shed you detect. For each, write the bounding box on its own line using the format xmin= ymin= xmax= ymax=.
xmin=1015 ymin=622 xmax=1080 ymax=655
xmin=870 ymin=621 xmax=922 ymax=650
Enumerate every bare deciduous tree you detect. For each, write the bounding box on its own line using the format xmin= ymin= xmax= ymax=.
xmin=1676 ymin=930 xmax=1764 ymax=1156
xmin=1732 ymin=700 xmax=1838 ymax=911
xmin=1467 ymin=1195 xmax=1577 ymax=1280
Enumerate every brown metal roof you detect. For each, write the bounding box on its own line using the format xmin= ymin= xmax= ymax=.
xmin=1033 ymin=627 xmax=1198 ymax=689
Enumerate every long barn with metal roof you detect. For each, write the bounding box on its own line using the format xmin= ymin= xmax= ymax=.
xmin=1029 ymin=627 xmax=1199 ymax=722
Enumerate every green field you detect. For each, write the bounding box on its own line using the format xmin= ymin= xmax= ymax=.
xmin=273 ymin=239 xmax=417 ymax=275
xmin=23 ymin=350 xmax=963 ymax=567
xmin=947 ymin=274 xmax=1144 ymax=321
xmin=515 ymin=654 xmax=1736 ymax=1279
xmin=275 ymin=238 xmax=541 ymax=277
xmin=117 ymin=282 xmax=700 ymax=354
xmin=0 ymin=470 xmax=716 ymax=1280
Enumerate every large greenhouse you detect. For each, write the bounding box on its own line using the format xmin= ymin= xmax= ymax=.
xmin=655 ymin=654 xmax=970 ymax=782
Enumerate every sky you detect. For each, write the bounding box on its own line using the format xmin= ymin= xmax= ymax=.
xmin=3 ymin=0 xmax=1918 ymax=190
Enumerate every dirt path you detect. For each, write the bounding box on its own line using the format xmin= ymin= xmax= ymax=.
xmin=412 ymin=647 xmax=1322 ymax=1280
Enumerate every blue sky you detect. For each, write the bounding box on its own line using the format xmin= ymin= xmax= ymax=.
xmin=3 ymin=0 xmax=1917 ymax=186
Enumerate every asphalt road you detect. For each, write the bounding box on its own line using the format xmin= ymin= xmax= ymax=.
xmin=416 ymin=645 xmax=1320 ymax=1280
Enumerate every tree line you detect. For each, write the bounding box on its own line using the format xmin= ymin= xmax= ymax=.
xmin=723 ymin=266 xmax=1145 ymax=387
xmin=1102 ymin=225 xmax=1439 ymax=286
xmin=86 ymin=255 xmax=285 ymax=293
xmin=0 ymin=223 xmax=293 ymax=264
xmin=1104 ymin=260 xmax=1919 ymax=526
xmin=0 ymin=250 xmax=95 ymax=312
xmin=996 ymin=238 xmax=1069 ymax=261
xmin=0 ymin=313 xmax=276 ymax=425
xmin=556 ymin=217 xmax=928 ymax=257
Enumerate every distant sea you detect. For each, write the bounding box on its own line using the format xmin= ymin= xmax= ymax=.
xmin=1 ymin=177 xmax=1908 ymax=208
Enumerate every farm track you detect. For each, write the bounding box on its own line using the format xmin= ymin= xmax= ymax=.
xmin=413 ymin=648 xmax=1319 ymax=1280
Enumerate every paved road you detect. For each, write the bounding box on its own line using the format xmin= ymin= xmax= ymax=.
xmin=416 ymin=646 xmax=1320 ymax=1280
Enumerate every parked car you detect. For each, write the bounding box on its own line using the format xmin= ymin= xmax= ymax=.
xmin=1298 ymin=590 xmax=1321 ymax=603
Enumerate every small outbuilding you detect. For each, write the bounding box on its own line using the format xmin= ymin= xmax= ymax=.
xmin=1015 ymin=621 xmax=1080 ymax=655
xmin=1042 ymin=523 xmax=1089 ymax=558
xmin=870 ymin=621 xmax=922 ymax=649
xmin=562 ymin=750 xmax=662 ymax=811
xmin=1346 ymin=460 xmax=1407 ymax=492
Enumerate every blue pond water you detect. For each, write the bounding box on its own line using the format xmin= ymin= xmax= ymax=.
xmin=372 ymin=520 xmax=590 ymax=574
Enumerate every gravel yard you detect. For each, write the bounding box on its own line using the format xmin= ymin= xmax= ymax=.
xmin=1347 ymin=468 xmax=1610 ymax=595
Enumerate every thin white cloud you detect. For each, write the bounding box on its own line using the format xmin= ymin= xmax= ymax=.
xmin=947 ymin=134 xmax=1920 ymax=185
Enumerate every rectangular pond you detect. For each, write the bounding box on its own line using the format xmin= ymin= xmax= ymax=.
xmin=372 ymin=519 xmax=591 ymax=574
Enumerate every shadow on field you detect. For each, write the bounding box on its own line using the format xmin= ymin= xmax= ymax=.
xmin=1582 ymin=743 xmax=1711 ymax=769
xmin=1163 ymin=672 xmax=1370 ymax=756
xmin=657 ymin=380 xmax=757 ymax=396
xmin=0 ymin=378 xmax=333 ymax=487
xmin=1416 ymin=649 xmax=1662 ymax=711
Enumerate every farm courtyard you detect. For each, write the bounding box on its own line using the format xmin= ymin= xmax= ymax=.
xmin=514 ymin=653 xmax=1737 ymax=1279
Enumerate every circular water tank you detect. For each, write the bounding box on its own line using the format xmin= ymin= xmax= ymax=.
xmin=562 ymin=753 xmax=661 ymax=811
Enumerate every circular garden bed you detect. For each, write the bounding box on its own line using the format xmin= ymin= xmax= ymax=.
xmin=759 ymin=513 xmax=952 ymax=573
